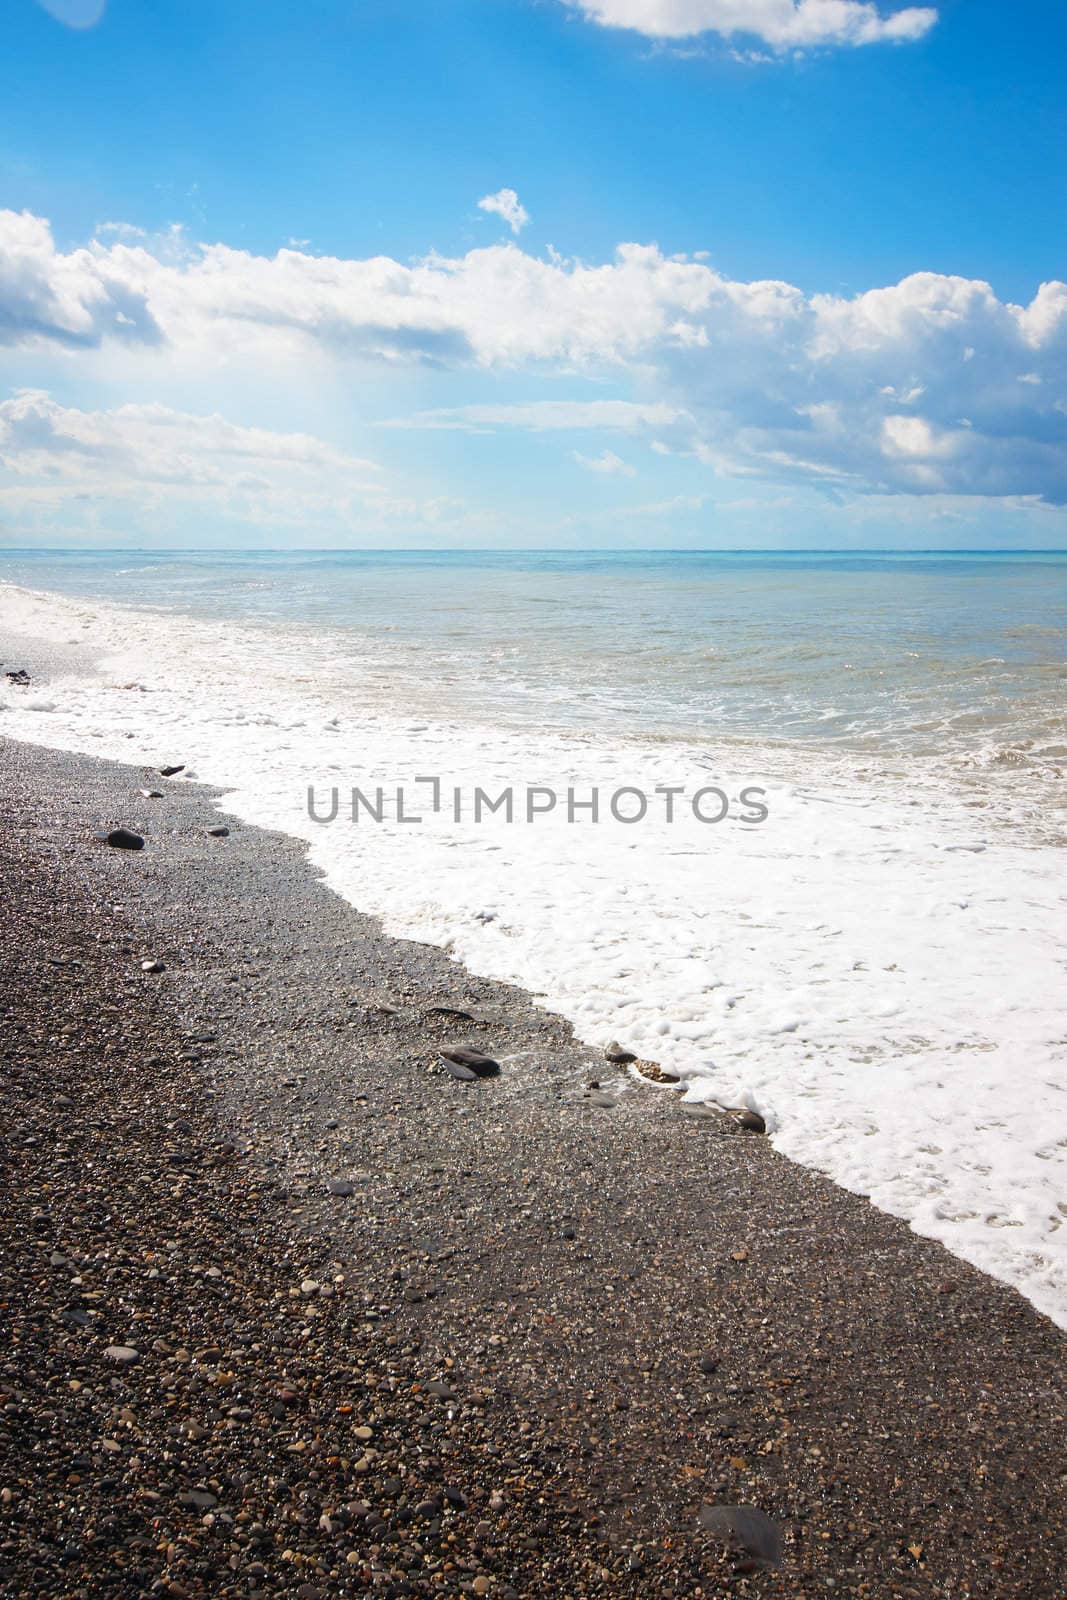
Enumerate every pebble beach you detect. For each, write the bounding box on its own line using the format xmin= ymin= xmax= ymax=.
xmin=2 ymin=733 xmax=1065 ymax=1600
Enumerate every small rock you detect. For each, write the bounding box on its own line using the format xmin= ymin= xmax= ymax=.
xmin=697 ymin=1503 xmax=784 ymax=1572
xmin=425 ymin=1381 xmax=457 ymax=1400
xmin=159 ymin=764 xmax=185 ymax=777
xmin=139 ymin=788 xmax=164 ymax=799
xmin=179 ymin=1489 xmax=218 ymax=1511
xmin=141 ymin=958 xmax=165 ymax=973
xmin=632 ymin=1057 xmax=680 ymax=1084
xmin=300 ymin=1279 xmax=321 ymax=1295
xmin=105 ymin=1345 xmax=140 ymax=1365
xmin=441 ymin=1046 xmax=500 ymax=1078
xmin=105 ymin=828 xmax=145 ymax=851
xmin=207 ymin=825 xmax=230 ymax=838
xmin=5 ymin=668 xmax=30 ymax=686
xmin=440 ymin=1058 xmax=479 ymax=1082
xmin=604 ymin=1040 xmax=637 ymax=1064
xmin=727 ymin=1107 xmax=767 ymax=1134
xmin=326 ymin=1178 xmax=355 ymax=1197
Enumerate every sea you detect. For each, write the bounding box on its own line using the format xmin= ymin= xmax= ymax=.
xmin=2 ymin=548 xmax=1065 ymax=1325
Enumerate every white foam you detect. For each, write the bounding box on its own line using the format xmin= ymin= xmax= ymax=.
xmin=3 ymin=579 xmax=1066 ymax=1326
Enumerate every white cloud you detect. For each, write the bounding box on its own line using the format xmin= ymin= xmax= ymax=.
xmin=477 ymin=188 xmax=530 ymax=235
xmin=564 ymin=0 xmax=938 ymax=49
xmin=573 ymin=448 xmax=637 ymax=476
xmin=0 ymin=389 xmax=381 ymax=492
xmin=2 ymin=210 xmax=1066 ymax=502
xmin=0 ymin=391 xmax=476 ymax=540
xmin=33 ymin=0 xmax=106 ymax=28
xmin=381 ymin=400 xmax=686 ymax=432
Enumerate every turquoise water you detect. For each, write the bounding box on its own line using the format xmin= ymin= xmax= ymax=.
xmin=2 ymin=548 xmax=1066 ymax=757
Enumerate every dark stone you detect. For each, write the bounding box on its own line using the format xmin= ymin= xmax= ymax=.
xmin=698 ymin=1353 xmax=719 ymax=1375
xmin=697 ymin=1504 xmax=783 ymax=1571
xmin=159 ymin=764 xmax=185 ymax=777
xmin=139 ymin=788 xmax=163 ymax=799
xmin=5 ymin=668 xmax=30 ymax=686
xmin=440 ymin=1046 xmax=500 ymax=1078
xmin=725 ymin=1106 xmax=766 ymax=1133
xmin=440 ymin=1058 xmax=479 ymax=1082
xmin=425 ymin=1381 xmax=456 ymax=1400
xmin=604 ymin=1040 xmax=637 ymax=1064
xmin=105 ymin=828 xmax=145 ymax=851
xmin=326 ymin=1179 xmax=355 ymax=1197
xmin=207 ymin=826 xmax=230 ymax=838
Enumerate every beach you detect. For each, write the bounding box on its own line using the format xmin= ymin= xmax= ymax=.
xmin=1 ymin=558 xmax=1066 ymax=1329
xmin=5 ymin=2 xmax=1067 ymax=1594
xmin=1 ymin=731 xmax=1065 ymax=1598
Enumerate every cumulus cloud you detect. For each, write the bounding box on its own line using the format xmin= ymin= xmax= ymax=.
xmin=573 ymin=448 xmax=637 ymax=476
xmin=2 ymin=210 xmax=1066 ymax=501
xmin=0 ymin=211 xmax=163 ymax=349
xmin=563 ymin=0 xmax=938 ymax=49
xmin=477 ymin=188 xmax=530 ymax=235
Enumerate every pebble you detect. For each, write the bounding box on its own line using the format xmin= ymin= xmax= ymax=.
xmin=104 ymin=828 xmax=145 ymax=851
xmin=697 ymin=1503 xmax=784 ymax=1570
xmin=139 ymin=788 xmax=164 ymax=799
xmin=159 ymin=764 xmax=185 ymax=776
xmin=440 ymin=1046 xmax=501 ymax=1078
xmin=441 ymin=1058 xmax=479 ymax=1082
xmin=206 ymin=825 xmax=230 ymax=838
xmin=604 ymin=1040 xmax=636 ymax=1064
xmin=141 ymin=958 xmax=165 ymax=973
xmin=179 ymin=1489 xmax=218 ymax=1511
xmin=326 ymin=1178 xmax=355 ymax=1197
xmin=104 ymin=1345 xmax=140 ymax=1364
xmin=728 ymin=1107 xmax=767 ymax=1134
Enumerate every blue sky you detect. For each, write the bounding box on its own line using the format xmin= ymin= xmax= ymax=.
xmin=1 ymin=0 xmax=1065 ymax=548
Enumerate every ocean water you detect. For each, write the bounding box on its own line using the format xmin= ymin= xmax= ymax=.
xmin=2 ymin=549 xmax=1066 ymax=1325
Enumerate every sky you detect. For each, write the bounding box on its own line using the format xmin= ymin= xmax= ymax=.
xmin=1 ymin=0 xmax=1065 ymax=550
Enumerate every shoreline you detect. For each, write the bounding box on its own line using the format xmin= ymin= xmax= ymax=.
xmin=1 ymin=733 xmax=1065 ymax=1598
xmin=3 ymin=582 xmax=1067 ymax=1328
